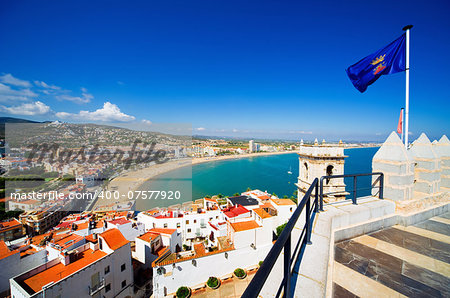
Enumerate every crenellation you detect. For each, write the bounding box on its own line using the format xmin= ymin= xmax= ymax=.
xmin=408 ymin=133 xmax=441 ymax=194
xmin=372 ymin=131 xmax=414 ymax=201
xmin=433 ymin=135 xmax=450 ymax=188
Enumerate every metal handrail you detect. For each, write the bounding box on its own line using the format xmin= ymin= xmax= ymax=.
xmin=242 ymin=172 xmax=385 ymax=297
xmin=242 ymin=178 xmax=319 ymax=298
xmin=319 ymin=172 xmax=384 ymax=208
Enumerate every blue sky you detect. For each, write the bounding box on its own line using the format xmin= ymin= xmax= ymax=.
xmin=0 ymin=0 xmax=449 ymax=141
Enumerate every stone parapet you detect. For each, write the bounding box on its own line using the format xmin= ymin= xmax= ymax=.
xmin=409 ymin=133 xmax=441 ymax=194
xmin=372 ymin=132 xmax=414 ymax=201
xmin=433 ymin=135 xmax=450 ymax=188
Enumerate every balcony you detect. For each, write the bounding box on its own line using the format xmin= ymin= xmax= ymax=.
xmin=89 ymin=278 xmax=105 ymax=296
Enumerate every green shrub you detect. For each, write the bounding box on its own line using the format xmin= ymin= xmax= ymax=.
xmin=276 ymin=222 xmax=287 ymax=237
xmin=259 ymin=260 xmax=264 ymax=267
xmin=176 ymin=286 xmax=190 ymax=298
xmin=234 ymin=268 xmax=246 ymax=278
xmin=207 ymin=277 xmax=219 ymax=288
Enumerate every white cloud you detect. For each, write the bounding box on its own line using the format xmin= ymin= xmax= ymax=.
xmin=0 ymin=83 xmax=37 ymax=102
xmin=56 ymin=87 xmax=93 ymax=104
xmin=288 ymin=130 xmax=313 ymax=134
xmin=56 ymin=102 xmax=135 ymax=122
xmin=0 ymin=74 xmax=31 ymax=87
xmin=195 ymin=127 xmax=206 ymax=131
xmin=1 ymin=101 xmax=51 ymax=115
xmin=34 ymin=80 xmax=61 ymax=90
xmin=142 ymin=119 xmax=152 ymax=125
xmin=232 ymin=128 xmax=239 ymax=133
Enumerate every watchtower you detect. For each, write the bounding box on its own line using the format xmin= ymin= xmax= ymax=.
xmin=296 ymin=139 xmax=347 ymax=203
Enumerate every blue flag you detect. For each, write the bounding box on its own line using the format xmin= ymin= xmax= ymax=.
xmin=346 ymin=34 xmax=406 ymax=93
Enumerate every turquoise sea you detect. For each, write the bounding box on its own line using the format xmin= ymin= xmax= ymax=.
xmin=137 ymin=147 xmax=379 ymax=210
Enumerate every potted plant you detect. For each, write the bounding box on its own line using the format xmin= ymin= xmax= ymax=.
xmin=234 ymin=268 xmax=247 ymax=279
xmin=176 ymin=286 xmax=191 ymax=298
xmin=206 ymin=276 xmax=221 ymax=289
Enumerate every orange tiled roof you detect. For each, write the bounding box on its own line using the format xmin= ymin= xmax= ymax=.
xmin=23 ymin=249 xmax=107 ymax=293
xmin=31 ymin=232 xmax=52 ymax=246
xmin=51 ymin=233 xmax=84 ymax=250
xmin=154 ymin=245 xmax=169 ymax=256
xmin=20 ymin=246 xmax=37 ymax=258
xmin=148 ymin=228 xmax=176 ymax=235
xmin=230 ymin=220 xmax=260 ymax=232
xmin=108 ymin=217 xmax=130 ymax=226
xmin=0 ymin=241 xmax=18 ymax=260
xmin=193 ymin=243 xmax=206 ymax=256
xmin=75 ymin=222 xmax=89 ymax=230
xmin=256 ymin=194 xmax=271 ymax=201
xmin=260 ymin=202 xmax=274 ymax=209
xmin=100 ymin=229 xmax=129 ymax=250
xmin=253 ymin=208 xmax=272 ymax=219
xmin=153 ymin=245 xmax=234 ymax=267
xmin=270 ymin=198 xmax=296 ymax=206
xmin=0 ymin=218 xmax=22 ymax=232
xmin=85 ymin=234 xmax=98 ymax=243
xmin=138 ymin=232 xmax=160 ymax=243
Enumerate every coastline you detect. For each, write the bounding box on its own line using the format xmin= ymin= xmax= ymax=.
xmin=94 ymin=151 xmax=296 ymax=207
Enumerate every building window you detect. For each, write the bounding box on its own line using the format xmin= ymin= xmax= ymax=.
xmin=186 ymin=220 xmax=189 ymax=224
xmin=290 ymin=207 xmax=293 ymax=212
xmin=187 ymin=228 xmax=191 ymax=233
xmin=121 ymin=263 xmax=126 ymax=272
xmin=104 ymin=265 xmax=110 ymax=274
xmin=177 ymin=223 xmax=181 ymax=228
xmin=122 ymin=280 xmax=126 ymax=288
xmin=105 ymin=284 xmax=111 ymax=292
xmin=194 ymin=220 xmax=197 ymax=223
xmin=164 ymin=223 xmax=168 ymax=228
xmin=216 ymin=216 xmax=218 ymax=219
xmin=209 ymin=217 xmax=212 ymax=221
xmin=99 ymin=238 xmax=103 ymax=250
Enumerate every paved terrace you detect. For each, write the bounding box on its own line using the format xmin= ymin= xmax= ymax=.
xmin=253 ymin=194 xmax=449 ymax=297
xmin=333 ymin=212 xmax=450 ymax=297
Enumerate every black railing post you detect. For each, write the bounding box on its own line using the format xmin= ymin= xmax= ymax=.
xmin=352 ymin=176 xmax=357 ymax=205
xmin=319 ymin=178 xmax=324 ymax=211
xmin=283 ymin=235 xmax=291 ymax=298
xmin=379 ymin=173 xmax=384 ymax=200
xmin=306 ymin=195 xmax=312 ymax=245
xmin=314 ymin=182 xmax=319 ymax=213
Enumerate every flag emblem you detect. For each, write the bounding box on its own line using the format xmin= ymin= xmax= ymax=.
xmin=346 ymin=34 xmax=406 ymax=92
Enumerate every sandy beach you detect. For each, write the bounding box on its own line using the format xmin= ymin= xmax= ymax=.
xmin=95 ymin=151 xmax=296 ymax=207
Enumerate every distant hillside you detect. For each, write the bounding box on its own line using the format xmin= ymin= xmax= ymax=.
xmin=0 ymin=117 xmax=43 ymax=124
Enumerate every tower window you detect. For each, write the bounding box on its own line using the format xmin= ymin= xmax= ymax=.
xmin=326 ymin=165 xmax=334 ymax=184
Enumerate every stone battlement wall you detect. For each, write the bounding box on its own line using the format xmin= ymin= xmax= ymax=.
xmin=372 ymin=132 xmax=449 ymax=201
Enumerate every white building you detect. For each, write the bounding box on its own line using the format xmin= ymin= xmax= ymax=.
xmin=133 ymin=228 xmax=181 ymax=268
xmin=105 ymin=217 xmax=145 ymax=241
xmin=0 ymin=240 xmax=47 ymax=296
xmin=137 ymin=208 xmax=222 ymax=245
xmin=10 ymin=229 xmax=134 ymax=298
xmin=269 ymin=198 xmax=296 ymax=227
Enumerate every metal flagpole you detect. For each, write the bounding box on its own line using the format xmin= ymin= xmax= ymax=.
xmin=403 ymin=25 xmax=413 ymax=148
